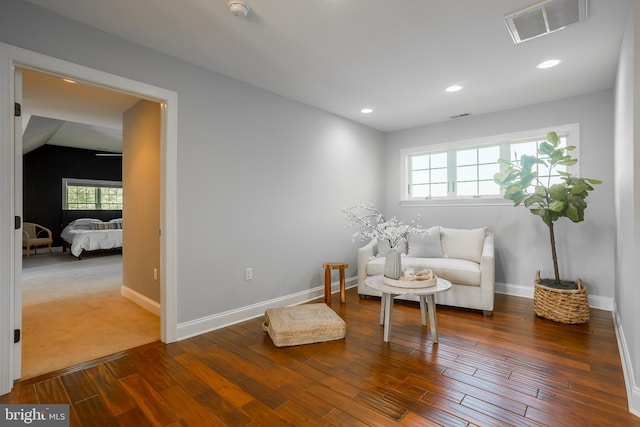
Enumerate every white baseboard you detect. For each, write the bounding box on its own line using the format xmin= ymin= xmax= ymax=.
xmin=612 ymin=305 xmax=640 ymax=417
xmin=177 ymin=279 xmax=613 ymax=341
xmin=176 ymin=277 xmax=358 ymax=341
xmin=121 ymin=285 xmax=161 ymax=316
xmin=496 ymin=281 xmax=613 ymax=311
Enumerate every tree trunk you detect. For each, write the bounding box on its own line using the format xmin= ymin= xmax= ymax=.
xmin=548 ymin=222 xmax=561 ymax=285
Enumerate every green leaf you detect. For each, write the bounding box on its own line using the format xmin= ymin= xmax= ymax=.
xmin=549 ymin=200 xmax=565 ymax=212
xmin=570 ymin=181 xmax=589 ymax=195
xmin=538 ymin=141 xmax=554 ymax=156
xmin=549 ymin=184 xmax=568 ymax=200
xmin=550 ymin=150 xmax=564 ymax=164
xmin=547 ymin=131 xmax=560 ymax=146
xmin=524 ymin=194 xmax=546 ymax=207
xmin=558 ymin=158 xmax=578 ymax=167
xmin=567 ymin=202 xmax=582 ymax=222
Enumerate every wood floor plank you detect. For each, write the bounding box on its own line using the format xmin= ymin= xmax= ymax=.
xmin=173 ymin=353 xmax=254 ymax=408
xmin=74 ymin=396 xmax=118 ymax=427
xmin=196 ymin=389 xmax=253 ymax=427
xmin=84 ymin=364 xmax=137 ymax=416
xmin=59 ymin=370 xmax=98 ymax=404
xmin=118 ymin=373 xmax=180 ymax=426
xmin=4 ymin=290 xmax=640 ymax=426
xmin=160 ymin=384 xmax=227 ymax=426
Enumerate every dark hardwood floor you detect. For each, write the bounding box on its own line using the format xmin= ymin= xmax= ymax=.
xmin=2 ymin=289 xmax=639 ymax=426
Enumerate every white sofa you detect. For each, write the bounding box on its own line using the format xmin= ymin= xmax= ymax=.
xmin=357 ymin=227 xmax=495 ymax=315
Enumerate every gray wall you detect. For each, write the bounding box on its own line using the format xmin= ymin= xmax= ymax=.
xmin=614 ymin=0 xmax=640 ymax=413
xmin=0 ymin=0 xmax=385 ymax=323
xmin=384 ymin=90 xmax=616 ymax=300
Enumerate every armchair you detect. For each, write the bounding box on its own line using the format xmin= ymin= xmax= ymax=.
xmin=22 ymin=222 xmax=53 ymax=257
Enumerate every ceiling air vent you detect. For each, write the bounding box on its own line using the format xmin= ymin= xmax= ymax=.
xmin=504 ymin=0 xmax=588 ymax=44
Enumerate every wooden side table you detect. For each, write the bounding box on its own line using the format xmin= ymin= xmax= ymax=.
xmin=322 ymin=262 xmax=348 ymax=304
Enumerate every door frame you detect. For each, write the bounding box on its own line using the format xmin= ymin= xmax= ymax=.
xmin=0 ymin=42 xmax=178 ymax=395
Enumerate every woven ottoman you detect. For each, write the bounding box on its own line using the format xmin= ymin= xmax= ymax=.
xmin=262 ymin=303 xmax=346 ymax=347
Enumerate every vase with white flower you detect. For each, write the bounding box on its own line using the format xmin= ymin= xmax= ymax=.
xmin=342 ymin=203 xmax=425 ymax=280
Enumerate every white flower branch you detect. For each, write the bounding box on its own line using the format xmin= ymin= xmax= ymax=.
xmin=342 ymin=202 xmax=425 ymax=248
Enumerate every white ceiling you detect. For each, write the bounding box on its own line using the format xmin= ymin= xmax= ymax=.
xmin=20 ymin=69 xmax=140 ymax=153
xmin=20 ymin=0 xmax=629 ymax=142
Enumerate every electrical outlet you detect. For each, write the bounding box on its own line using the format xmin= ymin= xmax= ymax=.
xmin=153 ymin=268 xmax=158 ymax=280
xmin=245 ymin=267 xmax=253 ymax=280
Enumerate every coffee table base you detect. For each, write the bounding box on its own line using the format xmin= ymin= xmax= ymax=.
xmin=380 ymin=293 xmax=439 ymax=343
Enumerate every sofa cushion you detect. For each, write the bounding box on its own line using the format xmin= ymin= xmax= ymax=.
xmin=407 ymin=226 xmax=443 ymax=258
xmin=376 ymin=238 xmax=407 ymax=257
xmin=441 ymin=227 xmax=487 ymax=263
xmin=366 ymin=256 xmax=481 ymax=286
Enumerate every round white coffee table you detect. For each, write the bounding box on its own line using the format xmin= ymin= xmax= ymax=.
xmin=364 ymin=275 xmax=452 ymax=343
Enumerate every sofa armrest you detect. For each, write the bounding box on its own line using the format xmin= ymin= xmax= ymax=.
xmin=357 ymin=239 xmax=377 ymax=293
xmin=479 ymin=232 xmax=496 ymax=312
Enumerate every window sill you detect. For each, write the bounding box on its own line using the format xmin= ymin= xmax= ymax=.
xmin=399 ymin=198 xmax=513 ymax=207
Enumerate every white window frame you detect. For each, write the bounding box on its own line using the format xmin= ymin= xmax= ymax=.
xmin=62 ymin=178 xmax=123 ymax=210
xmin=400 ymin=123 xmax=580 ymax=206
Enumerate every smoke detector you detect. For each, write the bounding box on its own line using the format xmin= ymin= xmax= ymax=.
xmin=228 ymin=1 xmax=250 ymax=18
xmin=505 ymin=0 xmax=588 ymax=44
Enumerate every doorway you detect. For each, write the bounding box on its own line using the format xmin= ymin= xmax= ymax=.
xmin=19 ymin=68 xmax=161 ymax=379
xmin=0 ymin=42 xmax=178 ymax=393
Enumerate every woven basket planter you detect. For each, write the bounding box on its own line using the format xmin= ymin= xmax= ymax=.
xmin=533 ymin=271 xmax=590 ymax=324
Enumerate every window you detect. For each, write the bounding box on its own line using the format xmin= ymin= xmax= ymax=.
xmin=401 ymin=124 xmax=579 ymax=204
xmin=63 ymin=178 xmax=123 ymax=210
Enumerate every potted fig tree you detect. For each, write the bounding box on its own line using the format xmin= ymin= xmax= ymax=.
xmin=493 ymin=131 xmax=601 ymax=323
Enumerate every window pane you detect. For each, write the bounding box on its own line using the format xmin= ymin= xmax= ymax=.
xmin=479 ymin=163 xmax=500 ymax=180
xmin=431 ymin=152 xmax=447 ymax=168
xmin=457 ymin=182 xmax=477 ymax=196
xmin=548 ymin=176 xmax=564 ymax=186
xmin=479 ymin=180 xmax=501 ymax=196
xmin=412 ymin=184 xmax=430 ymax=198
xmin=431 ymin=168 xmax=447 ymax=183
xmin=457 ymin=165 xmax=477 ymax=181
xmin=412 ymin=170 xmax=429 ymax=184
xmin=511 ymin=141 xmax=537 ymax=160
xmin=478 ymin=145 xmax=500 ymax=163
xmin=457 ymin=149 xmax=477 ymax=166
xmin=431 ymin=183 xmax=448 ymax=197
xmin=65 ymin=180 xmax=122 ymax=210
xmin=412 ymin=155 xmax=429 ymax=170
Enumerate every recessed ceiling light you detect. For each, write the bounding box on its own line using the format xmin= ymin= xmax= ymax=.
xmin=537 ymin=59 xmax=561 ymax=69
xmin=445 ymin=85 xmax=463 ymax=93
xmin=360 ymin=108 xmax=373 ymax=114
xmin=62 ymin=78 xmax=76 ymax=84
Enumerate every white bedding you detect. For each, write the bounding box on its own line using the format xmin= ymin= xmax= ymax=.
xmin=61 ymin=219 xmax=123 ymax=257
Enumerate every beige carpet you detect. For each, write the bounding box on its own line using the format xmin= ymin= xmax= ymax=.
xmin=21 ymin=249 xmax=160 ymax=379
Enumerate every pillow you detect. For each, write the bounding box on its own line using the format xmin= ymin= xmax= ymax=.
xmin=70 ymin=218 xmax=100 ymax=226
xmin=92 ymin=221 xmax=122 ymax=230
xmin=70 ymin=218 xmax=101 ymax=230
xmin=92 ymin=222 xmax=108 ymax=230
xmin=441 ymin=227 xmax=487 ymax=263
xmin=376 ymin=238 xmax=407 ymax=257
xmin=407 ymin=226 xmax=443 ymax=258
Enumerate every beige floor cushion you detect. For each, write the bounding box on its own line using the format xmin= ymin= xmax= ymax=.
xmin=262 ymin=303 xmax=346 ymax=347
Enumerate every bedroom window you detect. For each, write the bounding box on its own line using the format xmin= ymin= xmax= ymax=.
xmin=63 ymin=178 xmax=123 ymax=210
xmin=400 ymin=123 xmax=579 ymax=204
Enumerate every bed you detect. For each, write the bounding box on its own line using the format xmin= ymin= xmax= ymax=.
xmin=61 ymin=218 xmax=123 ymax=259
